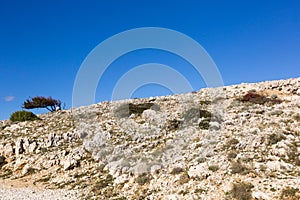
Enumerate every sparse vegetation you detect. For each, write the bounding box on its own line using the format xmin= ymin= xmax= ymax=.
xmin=231 ymin=161 xmax=249 ymax=174
xmin=178 ymin=190 xmax=189 ymax=195
xmin=1 ymin=78 xmax=300 ymax=199
xmin=135 ymin=173 xmax=152 ymax=186
xmin=227 ymin=150 xmax=238 ymax=159
xmin=178 ymin=172 xmax=189 ymax=184
xmin=199 ymin=118 xmax=210 ymax=130
xmin=280 ymin=187 xmax=300 ymax=200
xmin=208 ymin=165 xmax=219 ymax=172
xmin=194 ymin=188 xmax=206 ymax=193
xmin=268 ymin=133 xmax=286 ymax=145
xmin=240 ymin=91 xmax=282 ymax=105
xmin=166 ymin=119 xmax=182 ymax=132
xmin=197 ymin=157 xmax=206 ymax=163
xmin=114 ymin=103 xmax=159 ymax=118
xmin=229 ymin=182 xmax=253 ymax=200
xmin=285 ymin=142 xmax=300 ymax=166
xmin=93 ymin=174 xmax=113 ymax=189
xmin=183 ymin=108 xmax=212 ymax=122
xmin=10 ymin=110 xmax=39 ymax=122
xmin=171 ymin=167 xmax=184 ymax=175
xmin=224 ymin=138 xmax=239 ymax=150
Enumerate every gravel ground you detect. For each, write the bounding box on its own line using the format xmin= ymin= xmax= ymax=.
xmin=0 ymin=183 xmax=80 ymax=200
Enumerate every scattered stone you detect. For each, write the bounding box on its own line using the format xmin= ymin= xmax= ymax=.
xmin=28 ymin=142 xmax=37 ymax=153
xmin=188 ymin=164 xmax=210 ymax=180
xmin=3 ymin=143 xmax=14 ymax=157
xmin=62 ymin=157 xmax=78 ymax=171
xmin=0 ymin=77 xmax=300 ymax=199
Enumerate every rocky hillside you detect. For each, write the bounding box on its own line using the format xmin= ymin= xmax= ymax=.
xmin=1 ymin=77 xmax=300 ymax=200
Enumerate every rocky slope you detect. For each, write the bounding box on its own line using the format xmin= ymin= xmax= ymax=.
xmin=1 ymin=77 xmax=300 ymax=200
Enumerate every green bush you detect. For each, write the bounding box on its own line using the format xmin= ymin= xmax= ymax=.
xmin=10 ymin=110 xmax=39 ymax=122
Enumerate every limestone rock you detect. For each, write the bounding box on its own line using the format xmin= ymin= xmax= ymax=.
xmin=63 ymin=157 xmax=78 ymax=171
xmin=188 ymin=163 xmax=210 ymax=180
xmin=28 ymin=142 xmax=37 ymax=153
xmin=253 ymin=191 xmax=270 ymax=200
xmin=3 ymin=143 xmax=14 ymax=156
xmin=0 ymin=77 xmax=300 ymax=199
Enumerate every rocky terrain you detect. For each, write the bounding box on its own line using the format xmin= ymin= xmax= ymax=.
xmin=1 ymin=77 xmax=300 ymax=200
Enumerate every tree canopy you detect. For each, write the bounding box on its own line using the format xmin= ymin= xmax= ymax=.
xmin=23 ymin=96 xmax=61 ymax=112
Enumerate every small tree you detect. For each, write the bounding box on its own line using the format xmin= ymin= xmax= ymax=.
xmin=23 ymin=96 xmax=61 ymax=112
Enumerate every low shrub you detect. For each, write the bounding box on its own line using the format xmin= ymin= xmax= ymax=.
xmin=166 ymin=119 xmax=182 ymax=132
xmin=268 ymin=133 xmax=286 ymax=145
xmin=10 ymin=110 xmax=39 ymax=122
xmin=231 ymin=161 xmax=249 ymax=174
xmin=280 ymin=187 xmax=300 ymax=200
xmin=199 ymin=118 xmax=210 ymax=130
xmin=114 ymin=103 xmax=159 ymax=118
xmin=230 ymin=182 xmax=253 ymax=200
xmin=183 ymin=108 xmax=212 ymax=123
xmin=135 ymin=173 xmax=152 ymax=186
xmin=178 ymin=172 xmax=189 ymax=184
xmin=208 ymin=165 xmax=219 ymax=172
xmin=224 ymin=138 xmax=239 ymax=150
xmin=240 ymin=92 xmax=282 ymax=105
xmin=170 ymin=167 xmax=184 ymax=175
xmin=227 ymin=151 xmax=238 ymax=159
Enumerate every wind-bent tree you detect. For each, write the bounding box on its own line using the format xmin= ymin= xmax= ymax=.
xmin=23 ymin=96 xmax=61 ymax=112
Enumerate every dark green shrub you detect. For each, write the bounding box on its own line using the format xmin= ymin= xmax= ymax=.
xmin=10 ymin=110 xmax=39 ymax=122
xmin=199 ymin=118 xmax=210 ymax=130
xmin=114 ymin=103 xmax=159 ymax=118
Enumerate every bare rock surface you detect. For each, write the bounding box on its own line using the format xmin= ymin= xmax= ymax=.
xmin=0 ymin=77 xmax=300 ymax=199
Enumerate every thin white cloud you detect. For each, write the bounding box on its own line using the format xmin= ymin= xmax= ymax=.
xmin=4 ymin=96 xmax=15 ymax=102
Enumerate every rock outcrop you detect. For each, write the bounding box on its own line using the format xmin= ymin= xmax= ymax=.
xmin=0 ymin=77 xmax=300 ymax=199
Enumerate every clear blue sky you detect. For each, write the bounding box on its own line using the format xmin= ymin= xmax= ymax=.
xmin=1 ymin=0 xmax=300 ymax=120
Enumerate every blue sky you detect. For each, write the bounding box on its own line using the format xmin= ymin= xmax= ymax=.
xmin=1 ymin=0 xmax=300 ymax=120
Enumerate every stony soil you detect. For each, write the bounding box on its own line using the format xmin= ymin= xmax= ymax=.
xmin=1 ymin=77 xmax=300 ymax=199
